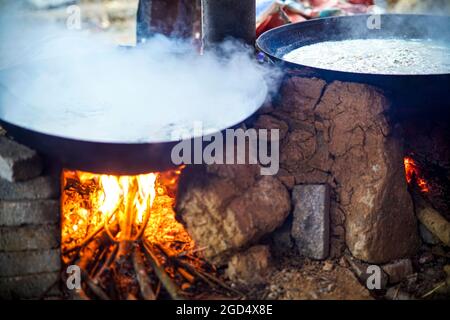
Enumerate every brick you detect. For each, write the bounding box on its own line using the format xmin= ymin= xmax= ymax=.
xmin=0 ymin=249 xmax=61 ymax=277
xmin=0 ymin=200 xmax=60 ymax=226
xmin=0 ymin=137 xmax=43 ymax=182
xmin=0 ymin=225 xmax=60 ymax=251
xmin=0 ymin=272 xmax=60 ymax=299
xmin=0 ymin=176 xmax=60 ymax=200
xmin=291 ymin=184 xmax=330 ymax=260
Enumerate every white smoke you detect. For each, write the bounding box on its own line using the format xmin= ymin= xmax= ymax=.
xmin=0 ymin=4 xmax=277 ymax=143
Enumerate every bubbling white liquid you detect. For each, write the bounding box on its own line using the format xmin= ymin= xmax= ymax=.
xmin=283 ymin=39 xmax=450 ymax=75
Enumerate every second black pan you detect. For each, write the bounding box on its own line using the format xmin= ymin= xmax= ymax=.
xmin=256 ymin=14 xmax=450 ymax=107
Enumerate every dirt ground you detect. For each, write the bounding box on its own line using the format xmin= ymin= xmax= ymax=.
xmin=262 ymin=257 xmax=373 ymax=300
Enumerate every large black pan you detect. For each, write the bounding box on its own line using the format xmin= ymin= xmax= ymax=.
xmin=256 ymin=14 xmax=450 ymax=106
xmin=0 ymin=56 xmax=266 ymax=175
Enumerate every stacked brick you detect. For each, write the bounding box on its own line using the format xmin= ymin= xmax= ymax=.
xmin=0 ymin=136 xmax=61 ymax=299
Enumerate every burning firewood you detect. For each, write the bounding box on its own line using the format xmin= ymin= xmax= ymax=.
xmin=408 ymin=173 xmax=450 ymax=247
xmin=132 ymin=245 xmax=156 ymax=300
xmin=416 ymin=205 xmax=450 ymax=247
xmin=60 ymin=168 xmax=237 ymax=300
xmin=142 ymin=242 xmax=182 ymax=300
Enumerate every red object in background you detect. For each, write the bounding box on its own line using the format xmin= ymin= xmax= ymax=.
xmin=348 ymin=0 xmax=374 ymax=5
xmin=256 ymin=0 xmax=373 ymax=37
xmin=256 ymin=6 xmax=307 ymax=37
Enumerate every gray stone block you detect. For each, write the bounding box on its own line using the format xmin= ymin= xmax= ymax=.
xmin=0 ymin=137 xmax=43 ymax=182
xmin=0 ymin=176 xmax=60 ymax=200
xmin=0 ymin=200 xmax=60 ymax=226
xmin=291 ymin=184 xmax=330 ymax=260
xmin=0 ymin=225 xmax=60 ymax=251
xmin=0 ymin=249 xmax=61 ymax=277
xmin=0 ymin=272 xmax=60 ymax=299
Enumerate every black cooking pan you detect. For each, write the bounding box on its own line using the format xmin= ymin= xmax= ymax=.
xmin=256 ymin=14 xmax=450 ymax=106
xmin=0 ymin=119 xmax=180 ymax=175
xmin=0 ymin=53 xmax=266 ymax=175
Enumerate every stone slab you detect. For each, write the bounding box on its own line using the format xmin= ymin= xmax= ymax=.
xmin=0 ymin=225 xmax=60 ymax=251
xmin=291 ymin=184 xmax=330 ymax=260
xmin=0 ymin=249 xmax=61 ymax=277
xmin=0 ymin=200 xmax=60 ymax=226
xmin=0 ymin=137 xmax=43 ymax=182
xmin=0 ymin=176 xmax=60 ymax=200
xmin=0 ymin=272 xmax=60 ymax=299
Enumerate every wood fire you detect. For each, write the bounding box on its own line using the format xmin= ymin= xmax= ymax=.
xmin=61 ymin=168 xmax=236 ymax=300
xmin=404 ymin=156 xmax=430 ymax=193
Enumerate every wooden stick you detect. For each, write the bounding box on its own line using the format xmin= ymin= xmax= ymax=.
xmin=176 ymin=246 xmax=208 ymax=258
xmin=195 ymin=268 xmax=244 ymax=297
xmin=64 ymin=209 xmax=117 ymax=256
xmin=155 ymin=281 xmax=162 ymax=299
xmin=80 ymin=268 xmax=111 ymax=300
xmin=126 ymin=293 xmax=139 ymax=300
xmin=64 ymin=224 xmax=105 ymax=255
xmin=90 ymin=247 xmax=108 ymax=277
xmin=133 ymin=198 xmax=152 ymax=241
xmin=421 ymin=281 xmax=447 ymax=299
xmin=116 ymin=240 xmax=132 ymax=261
xmin=77 ymin=227 xmax=114 ymax=272
xmin=132 ymin=245 xmax=156 ymax=300
xmin=412 ymin=188 xmax=450 ymax=247
xmin=416 ymin=206 xmax=450 ymax=247
xmin=174 ymin=258 xmax=216 ymax=289
xmin=177 ymin=267 xmax=195 ymax=284
xmin=72 ymin=287 xmax=91 ymax=300
xmin=93 ymin=243 xmax=118 ymax=281
xmin=154 ymin=244 xmax=203 ymax=286
xmin=122 ymin=182 xmax=137 ymax=241
xmin=142 ymin=242 xmax=183 ymax=300
xmin=155 ymin=243 xmax=241 ymax=296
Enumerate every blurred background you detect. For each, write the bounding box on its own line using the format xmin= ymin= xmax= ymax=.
xmin=0 ymin=0 xmax=449 ymax=47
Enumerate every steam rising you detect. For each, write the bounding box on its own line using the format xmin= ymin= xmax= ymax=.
xmin=0 ymin=6 xmax=276 ymax=143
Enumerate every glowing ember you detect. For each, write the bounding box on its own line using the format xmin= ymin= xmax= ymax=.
xmin=61 ymin=168 xmax=193 ymax=263
xmin=59 ymin=168 xmax=233 ymax=300
xmin=404 ymin=156 xmax=430 ymax=193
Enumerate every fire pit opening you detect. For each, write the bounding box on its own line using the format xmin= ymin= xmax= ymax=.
xmin=404 ymin=156 xmax=430 ymax=194
xmin=60 ymin=167 xmax=235 ymax=300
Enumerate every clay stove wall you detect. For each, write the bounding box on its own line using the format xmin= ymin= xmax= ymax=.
xmin=258 ymin=77 xmax=419 ymax=263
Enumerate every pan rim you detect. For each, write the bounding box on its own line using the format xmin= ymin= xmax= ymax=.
xmin=256 ymin=13 xmax=450 ymax=78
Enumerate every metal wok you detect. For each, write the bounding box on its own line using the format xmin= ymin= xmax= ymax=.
xmin=0 ymin=56 xmax=266 ymax=175
xmin=256 ymin=14 xmax=450 ymax=106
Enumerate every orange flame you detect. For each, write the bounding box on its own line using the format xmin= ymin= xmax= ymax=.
xmin=61 ymin=168 xmax=193 ymax=262
xmin=404 ymin=156 xmax=429 ymax=193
